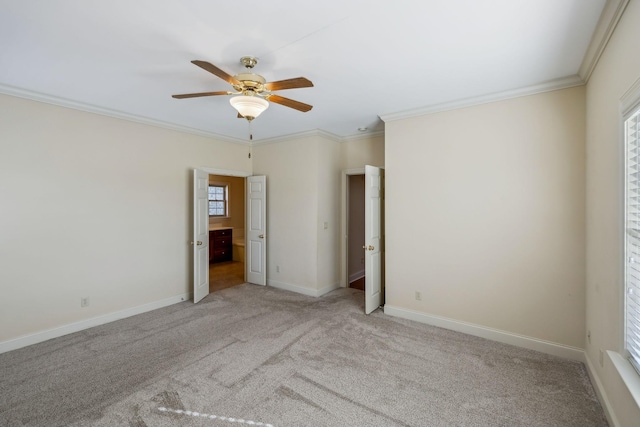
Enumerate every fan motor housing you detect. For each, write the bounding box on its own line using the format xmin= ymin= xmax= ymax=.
xmin=233 ymin=72 xmax=266 ymax=93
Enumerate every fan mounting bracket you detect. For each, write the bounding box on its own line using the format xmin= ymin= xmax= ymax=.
xmin=240 ymin=56 xmax=258 ymax=69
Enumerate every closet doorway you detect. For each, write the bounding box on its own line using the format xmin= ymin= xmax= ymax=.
xmin=346 ymin=173 xmax=366 ymax=291
xmin=342 ymin=166 xmax=385 ymax=313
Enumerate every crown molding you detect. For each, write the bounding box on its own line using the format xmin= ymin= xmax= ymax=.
xmin=340 ymin=130 xmax=385 ymax=142
xmin=0 ymin=84 xmax=349 ymax=146
xmin=250 ymin=128 xmax=343 ymax=146
xmin=379 ymin=74 xmax=585 ymax=123
xmin=1 ymin=2 xmax=627 ymax=146
xmin=578 ymin=0 xmax=630 ymax=82
xmin=252 ymin=128 xmax=386 ymax=145
xmin=621 ymin=76 xmax=640 ymax=116
xmin=0 ymin=83 xmax=248 ymax=145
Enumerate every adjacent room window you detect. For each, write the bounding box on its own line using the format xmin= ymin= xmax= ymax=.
xmin=208 ymin=184 xmax=228 ymax=217
xmin=624 ymin=105 xmax=640 ymax=375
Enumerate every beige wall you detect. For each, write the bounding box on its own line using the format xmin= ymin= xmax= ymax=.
xmin=252 ymin=134 xmax=343 ymax=295
xmin=252 ymin=136 xmax=320 ymax=292
xmin=585 ymin=0 xmax=640 ymax=424
xmin=385 ymin=86 xmax=586 ymax=348
xmin=316 ymin=137 xmax=342 ymax=292
xmin=0 ymin=93 xmax=251 ymax=342
xmin=0 ymin=96 xmax=383 ymax=344
xmin=340 ymin=134 xmax=385 ymax=170
xmin=209 ymin=174 xmax=245 ymax=236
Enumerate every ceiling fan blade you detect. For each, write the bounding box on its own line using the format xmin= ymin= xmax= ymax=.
xmin=237 ymin=113 xmax=244 ymax=118
xmin=264 ymin=77 xmax=313 ymax=91
xmin=267 ymin=94 xmax=313 ymax=112
xmin=172 ymin=91 xmax=231 ymax=99
xmin=192 ymin=60 xmax=240 ymax=85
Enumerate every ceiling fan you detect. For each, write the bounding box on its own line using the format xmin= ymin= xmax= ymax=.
xmin=172 ymin=56 xmax=314 ymax=122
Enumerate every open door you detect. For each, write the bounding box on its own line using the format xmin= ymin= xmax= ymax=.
xmin=247 ymin=175 xmax=267 ymax=285
xmin=364 ymin=165 xmax=383 ymax=314
xmin=193 ymin=169 xmax=210 ymax=303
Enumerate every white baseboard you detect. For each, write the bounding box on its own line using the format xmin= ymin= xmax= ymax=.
xmin=267 ymin=280 xmax=340 ymax=297
xmin=349 ymin=270 xmax=365 ymax=283
xmin=317 ymin=283 xmax=341 ymax=297
xmin=584 ymin=353 xmax=620 ymax=427
xmin=268 ymin=280 xmax=318 ymax=296
xmin=0 ymin=293 xmax=191 ymax=354
xmin=383 ymin=305 xmax=585 ymax=361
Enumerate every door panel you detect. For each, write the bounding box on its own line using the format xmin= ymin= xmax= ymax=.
xmin=247 ymin=176 xmax=267 ymax=285
xmin=193 ymin=169 xmax=210 ymax=303
xmin=365 ymin=165 xmax=382 ymax=314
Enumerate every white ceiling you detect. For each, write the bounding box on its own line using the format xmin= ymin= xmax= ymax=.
xmin=0 ymin=0 xmax=608 ymax=143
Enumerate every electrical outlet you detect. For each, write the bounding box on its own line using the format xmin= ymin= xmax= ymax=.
xmin=415 ymin=291 xmax=422 ymax=301
xmin=81 ymin=297 xmax=89 ymax=308
xmin=599 ymin=349 xmax=604 ymax=367
xmin=587 ymin=330 xmax=591 ymax=344
xmin=276 ymin=265 xmax=280 ymax=273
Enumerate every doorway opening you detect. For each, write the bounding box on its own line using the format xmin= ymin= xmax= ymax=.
xmin=347 ymin=174 xmax=366 ymax=291
xmin=341 ymin=166 xmax=385 ymax=313
xmin=208 ymin=173 xmax=246 ymax=293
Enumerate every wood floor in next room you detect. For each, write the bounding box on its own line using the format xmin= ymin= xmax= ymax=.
xmin=349 ymin=276 xmax=365 ymax=291
xmin=209 ymin=260 xmax=245 ymax=293
xmin=211 ymin=261 xmax=365 ymax=294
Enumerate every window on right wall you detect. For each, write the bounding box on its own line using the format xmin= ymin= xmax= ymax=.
xmin=624 ymin=104 xmax=640 ymax=376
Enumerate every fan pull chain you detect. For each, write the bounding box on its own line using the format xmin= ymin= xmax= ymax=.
xmin=249 ymin=120 xmax=253 ymax=141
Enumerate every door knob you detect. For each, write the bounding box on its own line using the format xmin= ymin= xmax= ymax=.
xmin=259 ymin=234 xmax=264 ymax=239
xmin=191 ymin=241 xmax=203 ymax=246
xmin=362 ymin=245 xmax=375 ymax=251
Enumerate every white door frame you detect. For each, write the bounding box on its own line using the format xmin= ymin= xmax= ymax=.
xmin=341 ymin=167 xmax=385 ymax=305
xmin=200 ymin=167 xmax=252 ymax=179
xmin=198 ymin=167 xmax=252 ymax=286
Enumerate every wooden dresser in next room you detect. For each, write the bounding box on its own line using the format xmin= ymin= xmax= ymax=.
xmin=209 ymin=228 xmax=232 ymax=263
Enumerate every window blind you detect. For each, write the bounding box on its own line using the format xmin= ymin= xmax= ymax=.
xmin=626 ymin=108 xmax=640 ymax=374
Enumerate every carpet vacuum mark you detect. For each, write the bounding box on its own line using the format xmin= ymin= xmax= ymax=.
xmin=158 ymin=406 xmax=274 ymax=426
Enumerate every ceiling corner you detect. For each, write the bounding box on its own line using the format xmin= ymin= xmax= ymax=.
xmin=578 ymin=0 xmax=630 ymax=82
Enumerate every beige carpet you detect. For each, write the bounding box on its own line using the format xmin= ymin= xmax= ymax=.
xmin=0 ymin=284 xmax=607 ymax=426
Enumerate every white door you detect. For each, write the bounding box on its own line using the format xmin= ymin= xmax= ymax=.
xmin=247 ymin=175 xmax=267 ymax=285
xmin=193 ymin=169 xmax=210 ymax=303
xmin=364 ymin=165 xmax=383 ymax=314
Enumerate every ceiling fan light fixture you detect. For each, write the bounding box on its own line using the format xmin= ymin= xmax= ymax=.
xmin=230 ymin=95 xmax=269 ymax=121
